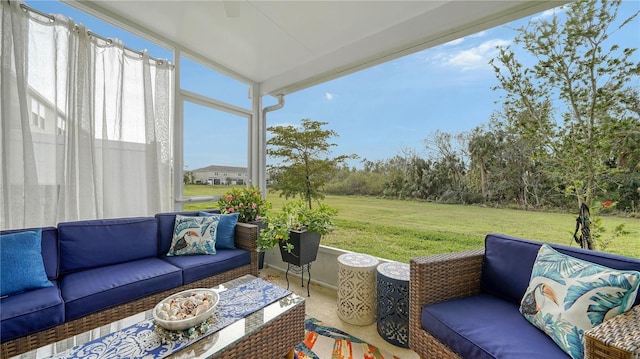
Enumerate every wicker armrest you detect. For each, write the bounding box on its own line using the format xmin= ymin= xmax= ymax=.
xmin=410 ymin=248 xmax=484 ymax=306
xmin=234 ymin=222 xmax=259 ymax=276
xmin=585 ymin=305 xmax=640 ymax=359
xmin=234 ymin=222 xmax=258 ymax=251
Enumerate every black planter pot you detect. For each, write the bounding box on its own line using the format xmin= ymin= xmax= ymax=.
xmin=279 ymin=230 xmax=321 ymax=266
xmin=248 ymin=219 xmax=268 ymax=231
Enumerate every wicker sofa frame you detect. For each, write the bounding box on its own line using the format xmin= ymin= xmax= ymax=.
xmin=1 ymin=222 xmax=258 ymax=358
xmin=409 ymin=248 xmax=640 ymax=359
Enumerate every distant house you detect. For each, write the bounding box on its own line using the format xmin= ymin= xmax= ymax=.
xmin=191 ymin=165 xmax=249 ymax=185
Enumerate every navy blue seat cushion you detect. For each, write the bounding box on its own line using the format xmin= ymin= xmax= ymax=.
xmin=60 ymin=258 xmax=182 ymax=321
xmin=161 ymin=248 xmax=251 ymax=284
xmin=0 ymin=284 xmax=64 ymax=342
xmin=481 ymin=234 xmax=640 ymax=306
xmin=155 ymin=210 xmax=219 ymax=255
xmin=422 ymin=293 xmax=569 ymax=359
xmin=58 ymin=217 xmax=159 ymax=274
xmin=0 ymin=227 xmax=58 ymax=280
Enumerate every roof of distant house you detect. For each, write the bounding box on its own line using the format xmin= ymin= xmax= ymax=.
xmin=191 ymin=165 xmax=247 ymax=173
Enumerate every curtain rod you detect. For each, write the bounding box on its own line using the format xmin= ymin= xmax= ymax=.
xmin=18 ymin=3 xmax=169 ymax=65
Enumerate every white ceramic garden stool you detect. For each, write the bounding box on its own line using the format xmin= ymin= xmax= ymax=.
xmin=337 ymin=253 xmax=379 ymax=325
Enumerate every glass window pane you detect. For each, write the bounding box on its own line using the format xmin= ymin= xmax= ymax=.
xmin=180 ymin=56 xmax=251 ymax=109
xmin=182 ymin=101 xmax=248 ymax=200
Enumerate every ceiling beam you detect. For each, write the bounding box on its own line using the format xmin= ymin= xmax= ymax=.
xmin=261 ymin=0 xmax=567 ymax=96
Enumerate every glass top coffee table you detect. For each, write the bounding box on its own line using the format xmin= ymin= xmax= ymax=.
xmin=12 ymin=275 xmax=305 ymax=359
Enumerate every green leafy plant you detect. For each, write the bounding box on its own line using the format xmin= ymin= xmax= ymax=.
xmin=590 ymin=200 xmax=629 ymax=251
xmin=217 ymin=185 xmax=271 ymax=223
xmin=258 ymin=200 xmax=337 ymax=253
xmin=267 ymin=119 xmax=357 ymax=209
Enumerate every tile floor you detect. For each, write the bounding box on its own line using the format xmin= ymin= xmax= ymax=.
xmin=259 ymin=266 xmax=420 ymax=359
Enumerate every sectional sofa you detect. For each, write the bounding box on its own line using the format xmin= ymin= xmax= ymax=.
xmin=409 ymin=233 xmax=640 ymax=359
xmin=0 ymin=210 xmax=258 ymax=357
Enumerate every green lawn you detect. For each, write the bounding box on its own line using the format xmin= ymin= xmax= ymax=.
xmin=183 ymin=185 xmax=640 ymax=263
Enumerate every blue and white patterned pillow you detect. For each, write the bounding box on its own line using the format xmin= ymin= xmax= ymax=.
xmin=520 ymin=244 xmax=640 ymax=359
xmin=199 ymin=212 xmax=238 ymax=249
xmin=166 ymin=215 xmax=219 ymax=256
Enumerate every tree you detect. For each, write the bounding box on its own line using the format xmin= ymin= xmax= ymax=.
xmin=490 ymin=0 xmax=639 ymax=212
xmin=467 ymin=125 xmax=499 ymax=200
xmin=382 ymin=155 xmax=410 ymax=199
xmin=267 ymin=119 xmax=356 ymax=209
xmin=423 ymin=131 xmax=468 ymax=203
xmin=183 ymin=171 xmax=195 ymax=185
xmin=468 ymin=113 xmax=557 ymax=208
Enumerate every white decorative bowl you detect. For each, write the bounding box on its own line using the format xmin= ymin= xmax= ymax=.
xmin=153 ymin=288 xmax=219 ymax=331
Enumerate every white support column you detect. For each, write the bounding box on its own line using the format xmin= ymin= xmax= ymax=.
xmin=249 ymin=84 xmax=265 ymax=193
xmin=258 ymin=92 xmax=267 ymax=194
xmin=173 ymin=50 xmax=184 ymax=211
xmin=261 ymin=95 xmax=285 ymax=197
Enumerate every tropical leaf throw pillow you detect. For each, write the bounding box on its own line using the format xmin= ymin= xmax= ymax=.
xmin=167 ymin=215 xmax=219 ymax=256
xmin=520 ymin=244 xmax=640 ymax=359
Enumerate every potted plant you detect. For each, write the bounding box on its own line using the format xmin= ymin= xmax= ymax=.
xmin=217 ymin=185 xmax=270 ymax=224
xmin=258 ymin=201 xmax=337 ymax=266
xmin=218 ymin=185 xmax=271 ymax=268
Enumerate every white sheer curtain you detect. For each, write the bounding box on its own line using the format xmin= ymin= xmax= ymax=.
xmin=1 ymin=1 xmax=174 ymax=230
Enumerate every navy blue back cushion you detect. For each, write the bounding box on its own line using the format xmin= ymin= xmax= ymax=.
xmin=481 ymin=233 xmax=640 ymax=306
xmin=58 ymin=217 xmax=158 ymax=273
xmin=0 ymin=227 xmax=58 ymax=280
xmin=155 ymin=210 xmax=219 ymax=256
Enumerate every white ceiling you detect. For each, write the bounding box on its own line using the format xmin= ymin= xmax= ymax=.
xmin=65 ymin=1 xmax=564 ymax=96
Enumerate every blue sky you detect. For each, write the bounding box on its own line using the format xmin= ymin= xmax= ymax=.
xmin=30 ymin=1 xmax=640 ymax=170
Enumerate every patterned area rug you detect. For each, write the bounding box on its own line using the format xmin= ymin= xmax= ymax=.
xmin=296 ymin=318 xmax=400 ymax=359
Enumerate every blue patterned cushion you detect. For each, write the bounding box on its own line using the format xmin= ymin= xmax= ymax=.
xmin=166 ymin=215 xmax=219 ymax=256
xmin=1 ymin=229 xmax=53 ymax=296
xmin=520 ymin=244 xmax=640 ymax=359
xmin=199 ymin=212 xmax=238 ymax=249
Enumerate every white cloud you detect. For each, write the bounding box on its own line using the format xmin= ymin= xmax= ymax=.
xmin=325 ymin=92 xmax=335 ymax=100
xmin=442 ymin=31 xmax=487 ymax=47
xmin=445 ymin=39 xmax=510 ymax=71
xmin=443 ymin=38 xmax=464 ymax=47
xmin=469 ymin=30 xmax=487 ymax=38
xmin=538 ymin=9 xmax=556 ymax=18
xmin=532 ymin=6 xmax=566 ymax=21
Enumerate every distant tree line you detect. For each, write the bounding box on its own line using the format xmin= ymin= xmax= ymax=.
xmin=324 ymin=122 xmax=639 ymax=214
